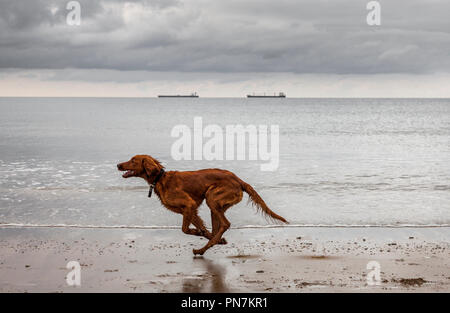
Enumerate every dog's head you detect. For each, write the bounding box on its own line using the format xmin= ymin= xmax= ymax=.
xmin=117 ymin=155 xmax=164 ymax=181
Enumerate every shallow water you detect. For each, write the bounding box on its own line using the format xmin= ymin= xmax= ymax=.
xmin=0 ymin=97 xmax=449 ymax=227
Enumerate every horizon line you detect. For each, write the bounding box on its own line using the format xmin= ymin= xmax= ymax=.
xmin=1 ymin=96 xmax=449 ymax=99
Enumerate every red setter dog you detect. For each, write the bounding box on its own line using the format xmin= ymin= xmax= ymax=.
xmin=117 ymin=155 xmax=288 ymax=255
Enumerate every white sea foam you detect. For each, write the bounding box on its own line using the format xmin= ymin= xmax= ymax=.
xmin=0 ymin=222 xmax=449 ymax=230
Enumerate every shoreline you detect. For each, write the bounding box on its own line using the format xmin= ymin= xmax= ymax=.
xmin=1 ymin=227 xmax=449 ymax=292
xmin=2 ymin=223 xmax=450 ymax=230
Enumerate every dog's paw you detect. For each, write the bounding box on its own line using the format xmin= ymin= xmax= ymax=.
xmin=218 ymin=238 xmax=228 ymax=245
xmin=193 ymin=248 xmax=205 ymax=256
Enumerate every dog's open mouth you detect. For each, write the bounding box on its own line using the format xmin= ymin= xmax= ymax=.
xmin=122 ymin=170 xmax=135 ymax=178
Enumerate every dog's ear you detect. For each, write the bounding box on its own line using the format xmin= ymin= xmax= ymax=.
xmin=142 ymin=157 xmax=159 ymax=178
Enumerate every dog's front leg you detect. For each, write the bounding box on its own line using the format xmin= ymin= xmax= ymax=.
xmin=181 ymin=211 xmax=204 ymax=236
xmin=192 ymin=215 xmax=213 ymax=239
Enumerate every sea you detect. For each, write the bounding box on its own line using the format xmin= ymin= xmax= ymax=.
xmin=0 ymin=97 xmax=449 ymax=229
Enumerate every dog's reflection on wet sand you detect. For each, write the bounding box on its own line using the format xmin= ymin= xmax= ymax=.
xmin=182 ymin=256 xmax=228 ymax=292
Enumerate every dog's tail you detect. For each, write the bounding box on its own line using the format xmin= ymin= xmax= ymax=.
xmin=238 ymin=178 xmax=288 ymax=224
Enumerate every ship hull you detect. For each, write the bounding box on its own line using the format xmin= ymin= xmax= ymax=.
xmin=247 ymin=95 xmax=286 ymax=98
xmin=158 ymin=95 xmax=199 ymax=98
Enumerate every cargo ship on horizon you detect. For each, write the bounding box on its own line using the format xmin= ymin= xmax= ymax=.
xmin=247 ymin=92 xmax=286 ymax=98
xmin=158 ymin=92 xmax=199 ymax=98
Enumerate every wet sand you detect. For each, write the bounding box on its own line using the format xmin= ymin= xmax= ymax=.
xmin=0 ymin=227 xmax=449 ymax=292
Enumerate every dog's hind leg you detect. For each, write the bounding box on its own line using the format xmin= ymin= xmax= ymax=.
xmin=193 ymin=186 xmax=240 ymax=255
xmin=193 ymin=209 xmax=230 ymax=255
xmin=188 ymin=212 xmax=226 ymax=243
xmin=186 ymin=212 xmax=226 ymax=244
xmin=211 ymin=212 xmax=227 ymax=245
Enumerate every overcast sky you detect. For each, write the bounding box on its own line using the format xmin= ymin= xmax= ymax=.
xmin=0 ymin=0 xmax=449 ymax=97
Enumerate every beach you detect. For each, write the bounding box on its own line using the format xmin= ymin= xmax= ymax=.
xmin=1 ymin=226 xmax=449 ymax=293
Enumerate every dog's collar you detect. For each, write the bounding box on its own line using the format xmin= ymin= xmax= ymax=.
xmin=148 ymin=169 xmax=165 ymax=198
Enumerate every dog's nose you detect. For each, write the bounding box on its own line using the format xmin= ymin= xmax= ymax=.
xmin=117 ymin=164 xmax=122 ymax=170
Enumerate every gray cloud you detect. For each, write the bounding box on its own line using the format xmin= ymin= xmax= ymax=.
xmin=0 ymin=0 xmax=449 ymax=74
